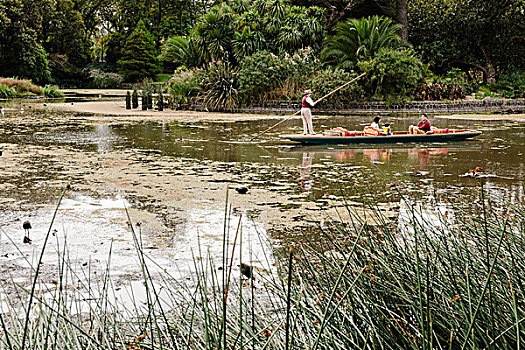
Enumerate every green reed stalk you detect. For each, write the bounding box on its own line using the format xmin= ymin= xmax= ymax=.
xmin=480 ymin=180 xmax=496 ymax=340
xmin=460 ymin=210 xmax=510 ymax=350
xmin=284 ymin=248 xmax=293 ymax=350
xmin=311 ymin=225 xmax=365 ymax=350
xmin=224 ymin=214 xmax=242 ymax=305
xmin=220 ymin=187 xmax=231 ymax=350
xmin=21 ymin=186 xmax=68 ymax=350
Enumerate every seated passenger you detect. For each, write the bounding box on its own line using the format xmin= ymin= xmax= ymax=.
xmin=409 ymin=114 xmax=431 ymax=134
xmin=364 ymin=115 xmax=386 ymax=136
xmin=370 ymin=115 xmax=381 ymax=131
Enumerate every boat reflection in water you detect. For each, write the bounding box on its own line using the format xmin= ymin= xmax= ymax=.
xmin=284 ymin=144 xmax=480 ymax=191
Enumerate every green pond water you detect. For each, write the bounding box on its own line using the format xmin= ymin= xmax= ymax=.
xmin=2 ymin=110 xmax=524 ymax=205
xmin=1 ymin=107 xmax=524 ymax=292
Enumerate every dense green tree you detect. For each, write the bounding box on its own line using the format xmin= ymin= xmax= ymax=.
xmin=0 ymin=0 xmax=51 ymax=83
xmin=408 ymin=0 xmax=525 ymax=83
xmin=321 ymin=15 xmax=406 ymax=70
xmin=118 ymin=19 xmax=161 ymax=82
xmin=42 ymin=0 xmax=91 ymax=67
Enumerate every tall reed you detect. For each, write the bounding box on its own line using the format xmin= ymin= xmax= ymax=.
xmin=0 ymin=181 xmax=523 ymax=349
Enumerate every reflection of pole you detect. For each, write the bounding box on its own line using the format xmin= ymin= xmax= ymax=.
xmin=249 ymin=73 xmax=366 ymax=141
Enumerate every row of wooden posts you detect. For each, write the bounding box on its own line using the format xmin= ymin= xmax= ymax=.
xmin=125 ymin=90 xmax=164 ymax=111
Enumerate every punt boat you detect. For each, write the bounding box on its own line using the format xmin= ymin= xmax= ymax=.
xmin=280 ymin=130 xmax=482 ymax=145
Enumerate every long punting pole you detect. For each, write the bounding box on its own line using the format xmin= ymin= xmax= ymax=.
xmin=248 ymin=72 xmax=366 ymax=141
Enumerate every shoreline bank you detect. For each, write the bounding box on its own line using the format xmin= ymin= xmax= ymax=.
xmin=34 ymin=100 xmax=525 ymax=123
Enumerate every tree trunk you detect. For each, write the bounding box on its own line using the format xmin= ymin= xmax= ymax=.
xmin=396 ymin=0 xmax=408 ymax=41
xmin=479 ymin=42 xmax=496 ymax=84
xmin=484 ymin=61 xmax=497 ymax=84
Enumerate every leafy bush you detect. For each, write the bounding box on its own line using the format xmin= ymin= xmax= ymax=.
xmin=166 ymin=69 xmax=202 ymax=97
xmin=48 ymin=54 xmax=90 ymax=88
xmin=0 ymin=77 xmax=42 ymax=95
xmin=238 ymin=50 xmax=291 ymax=101
xmin=307 ymin=68 xmax=365 ymax=105
xmin=42 ymin=85 xmax=65 ymax=98
xmin=201 ymin=62 xmax=240 ymax=111
xmin=490 ymin=69 xmax=525 ymax=98
xmin=0 ymin=84 xmax=17 ymax=98
xmin=88 ymin=69 xmax=123 ymax=88
xmin=474 ymin=86 xmax=504 ymax=99
xmin=358 ymin=47 xmax=424 ymax=102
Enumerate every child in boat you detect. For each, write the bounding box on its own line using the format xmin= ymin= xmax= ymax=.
xmin=409 ymin=114 xmax=431 ymax=134
xmin=370 ymin=115 xmax=381 ymax=131
xmin=364 ymin=115 xmax=387 ymax=136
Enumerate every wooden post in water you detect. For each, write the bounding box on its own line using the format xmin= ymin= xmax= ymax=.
xmin=158 ymin=91 xmax=164 ymax=111
xmin=132 ymin=90 xmax=138 ymax=108
xmin=126 ymin=91 xmax=131 ymax=109
xmin=147 ymin=93 xmax=153 ymax=109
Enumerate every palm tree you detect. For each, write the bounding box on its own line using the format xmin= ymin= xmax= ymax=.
xmin=159 ymin=36 xmax=202 ymax=68
xmin=321 ymin=15 xmax=408 ymax=70
xmin=192 ymin=7 xmax=235 ymax=64
xmin=232 ymin=30 xmax=266 ymax=60
xmin=278 ymin=26 xmax=303 ymax=54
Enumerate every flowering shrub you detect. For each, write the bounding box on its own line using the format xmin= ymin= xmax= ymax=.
xmin=413 ymin=80 xmax=466 ymax=100
xmin=0 ymin=77 xmax=42 ymax=95
xmin=88 ymin=69 xmax=123 ymax=88
xmin=166 ymin=69 xmax=203 ymax=97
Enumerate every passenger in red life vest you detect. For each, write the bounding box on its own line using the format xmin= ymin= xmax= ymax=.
xmin=301 ymin=89 xmax=316 ymax=135
xmin=409 ymin=113 xmax=432 ymax=134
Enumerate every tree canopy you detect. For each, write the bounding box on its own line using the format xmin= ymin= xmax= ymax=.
xmin=408 ymin=0 xmax=525 ymax=83
xmin=0 ymin=0 xmax=523 ymax=91
xmin=118 ymin=19 xmax=161 ymax=82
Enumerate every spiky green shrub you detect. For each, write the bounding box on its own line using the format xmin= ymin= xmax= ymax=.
xmin=0 ymin=84 xmax=17 ymax=98
xmin=42 ymin=85 xmax=65 ymax=98
xmin=322 ymin=15 xmax=407 ymax=71
xmin=202 ymin=62 xmax=240 ymax=111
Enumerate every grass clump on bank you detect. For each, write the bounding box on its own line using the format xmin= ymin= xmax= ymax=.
xmin=0 ymin=182 xmax=523 ymax=349
xmin=0 ymin=77 xmax=64 ymax=98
